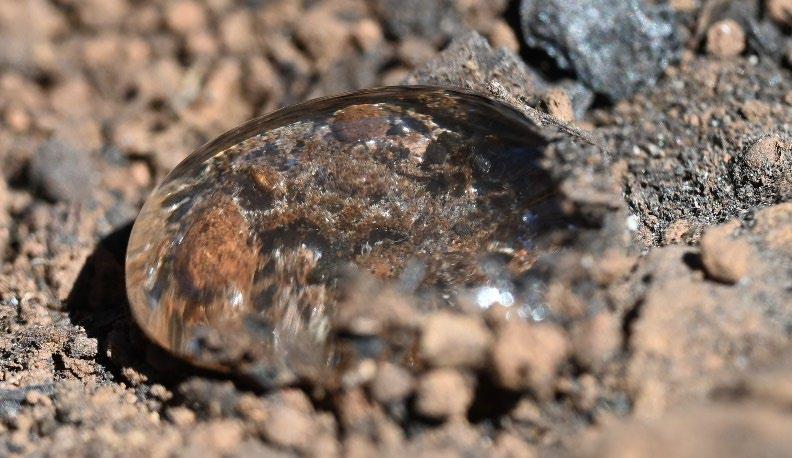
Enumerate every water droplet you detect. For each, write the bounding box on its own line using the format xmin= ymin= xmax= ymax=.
xmin=125 ymin=86 xmax=555 ymax=382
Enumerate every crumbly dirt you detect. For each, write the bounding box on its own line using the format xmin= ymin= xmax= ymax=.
xmin=0 ymin=1 xmax=790 ymax=457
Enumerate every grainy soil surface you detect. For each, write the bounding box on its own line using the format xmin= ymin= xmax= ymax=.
xmin=0 ymin=0 xmax=791 ymax=457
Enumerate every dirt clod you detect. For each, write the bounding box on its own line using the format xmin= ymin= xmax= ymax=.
xmin=700 ymin=224 xmax=753 ymax=283
xmin=415 ymin=368 xmax=474 ymax=419
xmin=490 ymin=322 xmax=570 ymax=397
xmin=420 ymin=311 xmax=492 ymax=369
xmin=707 ymin=19 xmax=747 ymax=58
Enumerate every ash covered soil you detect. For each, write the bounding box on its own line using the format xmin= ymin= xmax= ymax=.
xmin=1 ymin=0 xmax=791 ymax=456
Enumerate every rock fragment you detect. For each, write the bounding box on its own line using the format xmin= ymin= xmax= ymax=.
xmin=29 ymin=139 xmax=98 ymax=203
xmin=731 ymin=135 xmax=792 ymax=207
xmin=415 ymin=369 xmax=473 ymax=420
xmin=768 ymin=0 xmax=792 ymax=27
xmin=490 ymin=322 xmax=569 ymax=397
xmin=519 ymin=0 xmax=680 ymax=101
xmin=406 ymin=31 xmax=542 ymax=106
xmin=571 ymin=312 xmax=621 ymax=371
xmin=543 ymin=88 xmax=575 ymax=123
xmin=700 ymin=224 xmax=753 ymax=284
xmin=261 ymin=406 xmax=317 ymax=451
xmin=165 ymin=0 xmax=207 ymax=35
xmin=370 ymin=362 xmax=414 ymax=404
xmin=420 ymin=311 xmax=492 ymax=369
xmin=706 ymin=19 xmax=746 ymax=58
xmin=373 ymin=0 xmax=464 ymax=45
xmin=702 ymin=1 xmax=788 ymax=62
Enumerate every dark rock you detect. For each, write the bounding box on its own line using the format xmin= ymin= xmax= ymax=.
xmin=519 ymin=0 xmax=681 ymax=101
xmin=374 ymin=0 xmax=464 ymax=45
xmin=406 ymin=32 xmax=544 ymax=107
xmin=29 ymin=139 xmax=98 ymax=203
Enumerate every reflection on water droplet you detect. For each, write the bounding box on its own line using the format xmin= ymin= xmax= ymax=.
xmin=530 ymin=304 xmax=548 ymax=322
xmin=476 ymin=286 xmax=502 ymax=309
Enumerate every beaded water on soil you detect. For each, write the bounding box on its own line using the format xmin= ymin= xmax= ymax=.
xmin=125 ymin=86 xmax=556 ymax=385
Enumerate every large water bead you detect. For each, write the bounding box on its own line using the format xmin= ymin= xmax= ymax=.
xmin=125 ymin=86 xmax=557 ymax=384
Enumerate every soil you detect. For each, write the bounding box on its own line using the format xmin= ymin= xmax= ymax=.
xmin=0 ymin=1 xmax=790 ymax=457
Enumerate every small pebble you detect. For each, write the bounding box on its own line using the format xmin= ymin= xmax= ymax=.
xmin=415 ymin=368 xmax=473 ymax=419
xmin=29 ymin=139 xmax=98 ymax=203
xmin=571 ymin=312 xmax=621 ymax=371
xmin=165 ymin=0 xmax=207 ymax=34
xmin=700 ymin=224 xmax=753 ymax=284
xmin=370 ymin=362 xmax=414 ymax=404
xmin=544 ymin=88 xmax=575 ymax=123
xmin=706 ymin=19 xmax=746 ymax=58
xmin=487 ymin=20 xmax=520 ymax=53
xmin=668 ymin=0 xmax=698 ymax=13
xmin=4 ymin=106 xmax=30 ymax=133
xmin=491 ymin=322 xmax=569 ymax=397
xmin=262 ymin=406 xmax=316 ymax=450
xmin=768 ymin=0 xmax=792 ymax=27
xmin=492 ymin=432 xmax=537 ymax=458
xmin=744 ymin=136 xmax=783 ymax=170
xmin=420 ymin=311 xmax=492 ymax=369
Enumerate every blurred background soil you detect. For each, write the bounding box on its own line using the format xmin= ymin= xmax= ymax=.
xmin=0 ymin=0 xmax=790 ymax=456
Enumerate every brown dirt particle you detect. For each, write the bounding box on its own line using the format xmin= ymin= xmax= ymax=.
xmin=768 ymin=0 xmax=792 ymax=27
xmin=544 ymin=88 xmax=575 ymax=123
xmin=753 ymin=202 xmax=792 ymax=254
xmin=184 ymin=420 xmax=244 ymax=455
xmin=669 ymin=0 xmax=698 ymax=12
xmin=490 ymin=322 xmax=570 ymax=397
xmin=165 ymin=0 xmax=207 ymax=35
xmin=4 ymin=105 xmax=30 ymax=132
xmin=740 ymin=100 xmax=771 ymax=122
xmin=398 ymin=38 xmax=437 ymax=67
xmin=491 ymin=432 xmax=536 ymax=458
xmin=370 ymin=362 xmax=414 ymax=404
xmin=352 ymin=19 xmax=384 ymax=53
xmin=571 ymin=312 xmax=621 ymax=371
xmin=420 ymin=311 xmax=492 ymax=368
xmin=744 ymin=135 xmax=784 ymax=170
xmin=66 ymin=334 xmax=98 ymax=359
xmin=296 ymin=6 xmax=350 ymax=68
xmin=487 ymin=20 xmax=521 ymax=53
xmin=219 ymin=9 xmax=256 ymax=54
xmin=261 ymin=405 xmax=317 ymax=450
xmin=706 ymin=19 xmax=746 ymax=58
xmin=415 ymin=368 xmax=474 ymax=419
xmin=592 ymin=249 xmax=637 ymax=285
xmin=663 ymin=219 xmax=701 ymax=245
xmin=700 ymin=224 xmax=753 ymax=284
xmin=75 ymin=0 xmax=127 ymax=29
